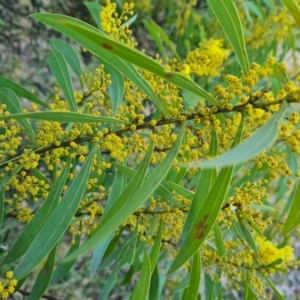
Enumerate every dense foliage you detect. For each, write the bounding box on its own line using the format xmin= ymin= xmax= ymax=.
xmin=1 ymin=0 xmax=300 ymax=299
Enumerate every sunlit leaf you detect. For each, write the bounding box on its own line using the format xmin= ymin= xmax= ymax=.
xmin=63 ymin=124 xmax=185 ymax=262
xmin=191 ymin=101 xmax=287 ymax=168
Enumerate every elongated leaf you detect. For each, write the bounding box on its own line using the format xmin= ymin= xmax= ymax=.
xmin=149 ymin=219 xmax=163 ymax=273
xmin=149 ymin=264 xmax=160 ymax=300
xmin=207 ymin=0 xmax=250 ymax=74
xmin=129 ymin=253 xmax=151 ymax=300
xmin=101 ymin=60 xmax=124 ymax=115
xmin=0 ymin=220 xmax=18 ymax=235
xmin=90 ymin=167 xmax=127 ymax=277
xmin=214 ymin=224 xmax=225 ymax=257
xmin=179 ymin=125 xmax=218 ymax=245
xmin=31 ymin=13 xmax=218 ymax=106
xmin=51 ymin=39 xmax=82 ymax=77
xmin=27 ymin=245 xmax=57 ymax=300
xmin=237 ymin=213 xmax=258 ymax=255
xmin=0 ymin=111 xmax=128 ymax=125
xmin=84 ymin=2 xmax=102 ymax=29
xmin=0 ymin=88 xmax=35 ymax=140
xmin=193 ymin=101 xmax=287 ymax=168
xmin=13 ymin=146 xmax=97 ymax=279
xmin=0 ymin=165 xmax=22 ymax=190
xmin=112 ymin=163 xmax=180 ymax=206
xmin=143 ymin=20 xmax=167 ymax=59
xmin=184 ymin=250 xmax=201 ymax=300
xmin=168 ymin=166 xmax=233 ymax=274
xmin=47 ymin=49 xmax=77 ymax=112
xmin=0 ymin=190 xmax=4 ymax=230
xmin=282 ymin=179 xmax=300 ymax=234
xmin=0 ymin=76 xmax=48 ymax=108
xmin=165 ymin=181 xmax=194 ymax=200
xmin=50 ymin=234 xmax=81 ymax=284
xmin=264 ymin=276 xmax=285 ymax=300
xmin=172 ymin=274 xmax=190 ymax=293
xmin=3 ymin=159 xmax=71 ymax=265
xmin=63 ymin=124 xmax=185 ymax=262
xmin=149 ymin=20 xmax=180 ymax=60
xmin=240 ymin=211 xmax=263 ymax=237
xmin=282 ymin=0 xmax=300 ymax=27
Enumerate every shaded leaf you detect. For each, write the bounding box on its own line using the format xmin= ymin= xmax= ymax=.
xmin=27 ymin=245 xmax=57 ymax=300
xmin=0 ymin=76 xmax=48 ymax=108
xmin=282 ymin=179 xmax=300 ymax=234
xmin=50 ymin=234 xmax=81 ymax=285
xmin=0 ymin=88 xmax=35 ymax=140
xmin=129 ymin=253 xmax=151 ymax=300
xmin=165 ymin=181 xmax=194 ymax=200
xmin=47 ymin=49 xmax=77 ymax=112
xmin=101 ymin=60 xmax=124 ymax=115
xmin=13 ymin=146 xmax=97 ymax=279
xmin=51 ymin=39 xmax=82 ymax=77
xmin=149 ymin=219 xmax=163 ymax=273
xmin=3 ymin=158 xmax=71 ymax=265
xmin=183 ymin=250 xmax=201 ymax=300
xmin=214 ymin=224 xmax=225 ymax=257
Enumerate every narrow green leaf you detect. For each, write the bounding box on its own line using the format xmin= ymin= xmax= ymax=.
xmin=192 ymin=101 xmax=287 ymax=168
xmin=30 ymin=13 xmax=218 ymax=106
xmin=214 ymin=224 xmax=225 ymax=257
xmin=0 ymin=220 xmax=18 ymax=235
xmin=252 ymin=204 xmax=275 ymax=212
xmin=112 ymin=163 xmax=180 ymax=206
xmin=237 ymin=213 xmax=259 ymax=255
xmin=184 ymin=250 xmax=201 ymax=300
xmin=168 ymin=166 xmax=233 ymax=274
xmin=149 ymin=264 xmax=160 ymax=300
xmin=101 ymin=60 xmax=124 ymax=115
xmin=172 ymin=274 xmax=190 ymax=293
xmin=63 ymin=124 xmax=185 ymax=262
xmin=50 ymin=234 xmax=81 ymax=285
xmin=13 ymin=146 xmax=97 ymax=279
xmin=0 ymin=88 xmax=35 ymax=140
xmin=27 ymin=245 xmax=57 ymax=300
xmin=165 ymin=181 xmax=194 ymax=200
xmin=0 ymin=76 xmax=48 ymax=108
xmin=3 ymin=158 xmax=71 ymax=265
xmin=47 ymin=49 xmax=77 ymax=112
xmin=282 ymin=179 xmax=300 ymax=234
xmin=149 ymin=219 xmax=163 ymax=273
xmin=90 ymin=167 xmax=127 ymax=277
xmin=0 ymin=111 xmax=129 ymax=125
xmin=166 ymin=150 xmax=189 ymax=184
xmin=143 ymin=20 xmax=167 ymax=59
xmin=0 ymin=165 xmax=22 ymax=190
xmin=240 ymin=211 xmax=263 ymax=237
xmin=207 ymin=0 xmax=250 ymax=74
xmin=179 ymin=124 xmax=218 ymax=245
xmin=84 ymin=2 xmax=102 ymax=29
xmin=264 ymin=276 xmax=285 ymax=300
xmin=129 ymin=253 xmax=151 ymax=300
xmin=149 ymin=20 xmax=180 ymax=60
xmin=51 ymin=39 xmax=82 ymax=77
xmin=0 ymin=190 xmax=4 ymax=230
